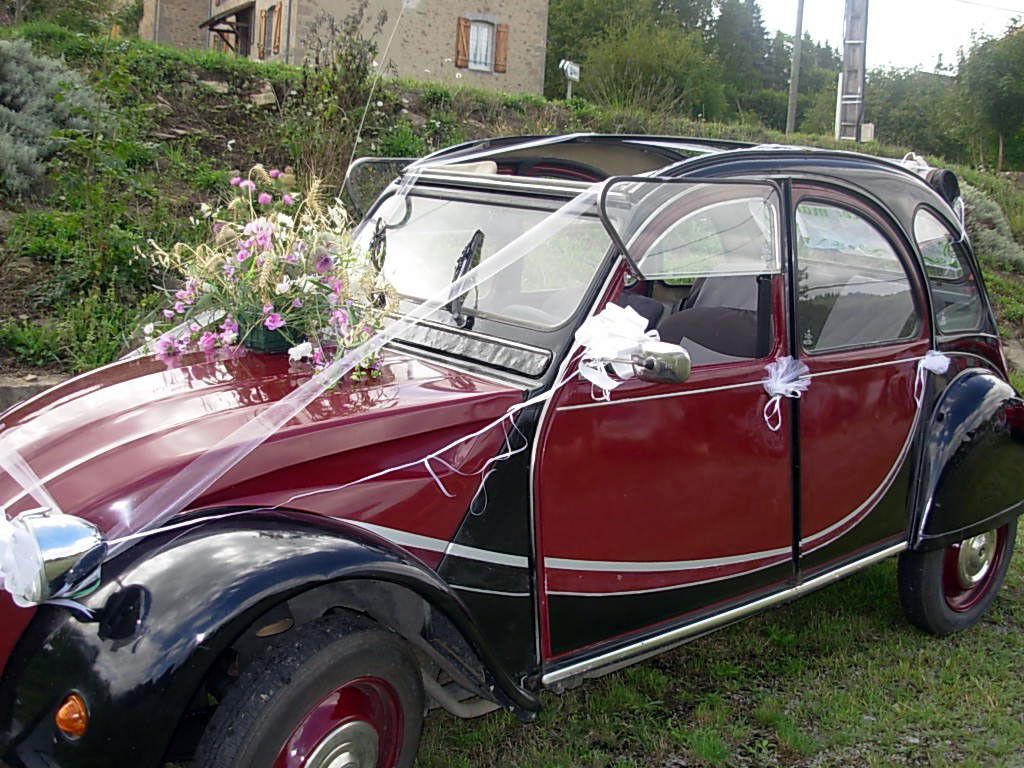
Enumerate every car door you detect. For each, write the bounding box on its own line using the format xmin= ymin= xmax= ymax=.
xmin=533 ymin=179 xmax=796 ymax=660
xmin=791 ymin=186 xmax=931 ymax=574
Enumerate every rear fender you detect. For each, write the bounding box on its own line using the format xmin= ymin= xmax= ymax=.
xmin=912 ymin=369 xmax=1024 ymax=549
xmin=1 ymin=511 xmax=537 ymax=768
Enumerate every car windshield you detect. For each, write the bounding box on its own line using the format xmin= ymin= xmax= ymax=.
xmin=356 ymin=189 xmax=613 ymax=331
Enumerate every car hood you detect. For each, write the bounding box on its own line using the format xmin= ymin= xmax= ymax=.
xmin=0 ymin=348 xmax=523 ymax=540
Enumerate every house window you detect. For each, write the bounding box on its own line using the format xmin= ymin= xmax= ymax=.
xmin=468 ymin=21 xmax=494 ymax=70
xmin=257 ymin=3 xmax=282 ymax=59
xmin=455 ymin=17 xmax=509 ymax=73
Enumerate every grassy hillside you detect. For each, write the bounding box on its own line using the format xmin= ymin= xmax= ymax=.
xmin=2 ymin=24 xmax=1024 ymax=377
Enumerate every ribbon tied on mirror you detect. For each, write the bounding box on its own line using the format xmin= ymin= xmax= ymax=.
xmin=762 ymin=356 xmax=811 ymax=432
xmin=574 ymin=304 xmax=660 ymax=401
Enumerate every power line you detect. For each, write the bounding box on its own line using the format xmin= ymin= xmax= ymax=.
xmin=950 ymin=0 xmax=1024 ymax=14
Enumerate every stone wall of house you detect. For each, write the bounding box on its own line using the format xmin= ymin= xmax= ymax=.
xmin=293 ymin=0 xmax=549 ymax=94
xmin=139 ymin=0 xmax=211 ymax=49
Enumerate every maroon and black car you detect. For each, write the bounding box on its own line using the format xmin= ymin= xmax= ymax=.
xmin=2 ymin=135 xmax=1022 ymax=768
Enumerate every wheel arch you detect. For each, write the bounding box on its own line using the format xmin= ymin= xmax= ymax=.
xmin=911 ymin=367 xmax=1024 ymax=550
xmin=1 ymin=510 xmax=537 ymax=768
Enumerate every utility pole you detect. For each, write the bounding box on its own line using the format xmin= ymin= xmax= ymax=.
xmin=785 ymin=0 xmax=805 ymax=134
xmin=836 ymin=0 xmax=869 ymax=141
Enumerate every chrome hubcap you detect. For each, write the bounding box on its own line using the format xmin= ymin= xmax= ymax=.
xmin=306 ymin=720 xmax=378 ymax=768
xmin=956 ymin=532 xmax=997 ymax=589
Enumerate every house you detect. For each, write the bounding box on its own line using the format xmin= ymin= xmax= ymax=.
xmin=139 ymin=0 xmax=549 ymax=94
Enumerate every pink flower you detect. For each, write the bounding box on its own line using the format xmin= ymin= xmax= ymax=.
xmin=258 ymin=192 xmax=273 ymax=206
xmin=243 ymin=219 xmax=274 ymax=250
xmin=189 ymin=322 xmax=201 ymax=333
xmin=269 ymin=168 xmax=282 ymax=179
xmin=155 ymin=334 xmax=176 ymax=355
xmin=237 ymin=249 xmax=251 ymax=262
xmin=229 ymin=176 xmax=242 ymax=187
xmin=223 ymin=262 xmax=236 ymax=277
xmin=239 ymin=179 xmax=257 ymax=192
xmin=292 ymin=298 xmax=303 ymax=308
xmin=331 ymin=308 xmax=350 ymax=332
xmin=162 ymin=308 xmax=175 ymax=319
xmin=283 ymin=194 xmax=295 ymax=205
xmin=198 ymin=331 xmax=218 ymax=353
xmin=175 ymin=338 xmax=190 ymax=354
xmin=221 ymin=316 xmax=239 ymax=334
xmin=262 ymin=302 xmax=274 ymax=314
xmin=264 ymin=313 xmax=285 ymax=331
xmin=285 ymin=251 xmax=300 ymax=264
xmin=174 ymin=301 xmax=186 ymax=314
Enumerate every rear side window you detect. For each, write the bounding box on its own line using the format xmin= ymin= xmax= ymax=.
xmin=914 ymin=209 xmax=984 ymax=333
xmin=796 ymin=202 xmax=919 ymax=352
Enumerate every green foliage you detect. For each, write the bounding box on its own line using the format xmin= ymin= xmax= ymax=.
xmin=4 ymin=0 xmax=112 ymax=33
xmin=579 ymin=22 xmax=725 ymax=119
xmin=0 ymin=38 xmax=105 ymax=195
xmin=377 ymin=120 xmax=427 ymax=157
xmin=960 ymin=23 xmax=1024 ymax=170
xmin=0 ymin=318 xmax=61 ymax=366
xmin=110 ymin=0 xmax=142 ymax=37
xmin=964 ymin=183 xmax=1024 ymax=272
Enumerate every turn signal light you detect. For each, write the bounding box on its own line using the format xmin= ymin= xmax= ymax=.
xmin=55 ymin=693 xmax=89 ymax=740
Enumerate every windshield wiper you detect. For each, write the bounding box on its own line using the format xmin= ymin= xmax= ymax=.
xmin=445 ymin=229 xmax=484 ymax=329
xmin=368 ymin=218 xmax=388 ymax=307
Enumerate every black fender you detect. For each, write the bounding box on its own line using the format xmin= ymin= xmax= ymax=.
xmin=913 ymin=369 xmax=1024 ymax=549
xmin=0 ymin=510 xmax=538 ymax=768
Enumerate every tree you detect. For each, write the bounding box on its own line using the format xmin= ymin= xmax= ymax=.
xmin=711 ymin=0 xmax=770 ymax=108
xmin=960 ymin=24 xmax=1024 ymax=171
xmin=865 ymin=68 xmax=968 ymax=161
xmin=578 ymin=20 xmax=726 ymax=120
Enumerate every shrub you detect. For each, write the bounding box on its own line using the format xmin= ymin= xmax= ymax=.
xmin=0 ymin=38 xmax=105 ymax=195
xmin=378 ymin=120 xmax=427 ymax=157
xmin=964 ymin=184 xmax=1024 ymax=272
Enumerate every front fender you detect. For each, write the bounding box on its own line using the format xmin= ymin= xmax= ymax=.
xmin=914 ymin=369 xmax=1024 ymax=549
xmin=0 ymin=511 xmax=536 ymax=768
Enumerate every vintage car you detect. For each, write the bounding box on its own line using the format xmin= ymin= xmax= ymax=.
xmin=1 ymin=134 xmax=1022 ymax=768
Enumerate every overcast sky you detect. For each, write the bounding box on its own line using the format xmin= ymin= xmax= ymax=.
xmin=758 ymin=0 xmax=1022 ymax=71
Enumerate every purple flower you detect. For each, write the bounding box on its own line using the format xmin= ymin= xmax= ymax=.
xmin=269 ymin=168 xmax=282 ymax=179
xmin=155 ymin=334 xmax=176 ymax=355
xmin=223 ymin=262 xmax=236 ymax=278
xmin=221 ymin=316 xmax=239 ymax=334
xmin=174 ymin=338 xmax=190 ymax=354
xmin=264 ymin=313 xmax=285 ymax=331
xmin=315 ymin=253 xmax=333 ymax=274
xmin=229 ymin=176 xmax=242 ymax=187
xmin=331 ymin=308 xmax=350 ymax=332
xmin=243 ymin=219 xmax=274 ymax=250
xmin=237 ymin=249 xmax=251 ymax=262
xmin=292 ymin=297 xmax=303 ymax=308
xmin=258 ymin=192 xmax=273 ymax=206
xmin=162 ymin=308 xmax=175 ymax=319
xmin=262 ymin=302 xmax=274 ymax=315
xmin=173 ymin=301 xmax=186 ymax=314
xmin=239 ymin=179 xmax=257 ymax=192
xmin=285 ymin=251 xmax=300 ymax=264
xmin=198 ymin=331 xmax=218 ymax=353
xmin=283 ymin=194 xmax=295 ymax=205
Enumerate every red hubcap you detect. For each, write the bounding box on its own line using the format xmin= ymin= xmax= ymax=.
xmin=942 ymin=526 xmax=1008 ymax=613
xmin=274 ymin=677 xmax=403 ymax=768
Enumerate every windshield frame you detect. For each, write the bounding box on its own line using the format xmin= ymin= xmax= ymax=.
xmin=361 ymin=175 xmax=620 ymax=381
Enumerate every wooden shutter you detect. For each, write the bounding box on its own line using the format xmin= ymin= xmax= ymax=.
xmin=494 ymin=23 xmax=509 ymax=73
xmin=257 ymin=8 xmax=267 ymax=58
xmin=455 ymin=17 xmax=470 ymax=69
xmin=272 ymin=3 xmax=282 ymax=54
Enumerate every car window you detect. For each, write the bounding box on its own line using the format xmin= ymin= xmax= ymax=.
xmin=796 ymin=201 xmax=920 ymax=352
xmin=914 ymin=209 xmax=984 ymax=333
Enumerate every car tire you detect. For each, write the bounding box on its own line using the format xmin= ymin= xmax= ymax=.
xmin=898 ymin=518 xmax=1017 ymax=636
xmin=192 ymin=613 xmax=424 ymax=768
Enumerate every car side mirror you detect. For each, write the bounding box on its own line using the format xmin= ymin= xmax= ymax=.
xmin=631 ymin=341 xmax=691 ymax=385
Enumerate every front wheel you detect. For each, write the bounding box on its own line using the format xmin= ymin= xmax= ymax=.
xmin=898 ymin=519 xmax=1016 ymax=636
xmin=193 ymin=615 xmax=424 ymax=768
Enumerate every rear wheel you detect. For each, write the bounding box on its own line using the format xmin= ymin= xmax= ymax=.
xmin=898 ymin=519 xmax=1016 ymax=635
xmin=193 ymin=615 xmax=424 ymax=768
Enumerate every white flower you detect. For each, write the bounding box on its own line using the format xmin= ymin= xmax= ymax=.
xmin=275 ymin=275 xmax=292 ymax=294
xmin=199 ymin=202 xmax=213 ymax=217
xmin=295 ymin=275 xmax=319 ymax=294
xmin=221 ymin=330 xmax=238 ymax=345
xmin=143 ymin=322 xmax=155 ymax=336
xmin=455 ymin=72 xmax=463 ymax=80
xmin=275 ymin=212 xmax=295 ymax=228
xmin=288 ymin=341 xmax=313 ymax=362
xmin=375 ymin=100 xmax=383 ymax=107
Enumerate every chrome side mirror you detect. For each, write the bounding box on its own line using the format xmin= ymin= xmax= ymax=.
xmin=631 ymin=341 xmax=692 ymax=385
xmin=6 ymin=511 xmax=106 ymax=605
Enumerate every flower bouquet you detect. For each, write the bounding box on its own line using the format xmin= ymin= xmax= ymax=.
xmin=142 ymin=166 xmax=393 ymax=380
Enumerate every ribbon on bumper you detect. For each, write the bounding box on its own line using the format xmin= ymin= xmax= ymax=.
xmin=914 ymin=350 xmax=952 ymax=406
xmin=761 ymin=356 xmax=811 ymax=432
xmin=574 ymin=304 xmax=659 ymax=400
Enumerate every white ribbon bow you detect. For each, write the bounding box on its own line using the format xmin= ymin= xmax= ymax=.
xmin=762 ymin=356 xmax=811 ymax=432
xmin=574 ymin=304 xmax=659 ymax=401
xmin=0 ymin=511 xmax=46 ymax=608
xmin=914 ymin=350 xmax=951 ymax=406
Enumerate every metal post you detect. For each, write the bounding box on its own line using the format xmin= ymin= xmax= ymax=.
xmin=785 ymin=0 xmax=805 ymax=134
xmin=566 ymin=79 xmax=572 ymax=100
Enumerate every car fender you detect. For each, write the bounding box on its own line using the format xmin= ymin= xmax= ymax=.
xmin=913 ymin=368 xmax=1024 ymax=549
xmin=1 ymin=510 xmax=537 ymax=768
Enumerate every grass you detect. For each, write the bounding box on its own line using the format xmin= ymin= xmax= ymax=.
xmin=417 ymin=527 xmax=1024 ymax=767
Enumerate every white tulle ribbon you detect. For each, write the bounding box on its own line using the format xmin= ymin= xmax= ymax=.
xmin=915 ymin=350 xmax=951 ymax=406
xmin=574 ymin=304 xmax=659 ymax=400
xmin=762 ymin=356 xmax=811 ymax=432
xmin=0 ymin=511 xmax=45 ymax=608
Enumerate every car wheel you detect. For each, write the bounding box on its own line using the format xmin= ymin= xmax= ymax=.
xmin=193 ymin=614 xmax=424 ymax=768
xmin=898 ymin=518 xmax=1016 ymax=636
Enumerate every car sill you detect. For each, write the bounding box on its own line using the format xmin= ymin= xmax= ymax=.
xmin=541 ymin=541 xmax=907 ymax=687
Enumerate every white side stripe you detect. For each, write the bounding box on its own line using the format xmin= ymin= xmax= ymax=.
xmin=544 ymin=545 xmax=792 ymax=573
xmin=345 ymin=520 xmax=529 ymax=568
